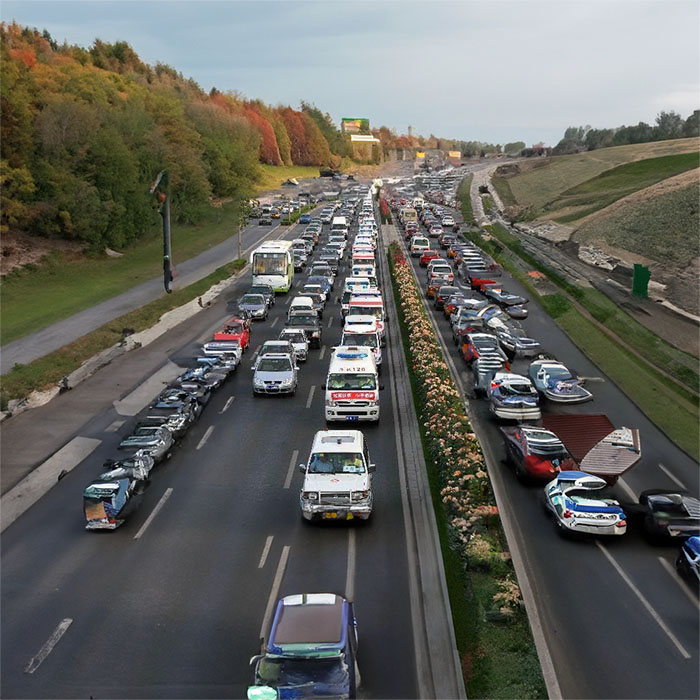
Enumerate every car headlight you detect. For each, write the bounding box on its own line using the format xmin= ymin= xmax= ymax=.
xmin=326 ymin=400 xmax=338 ymax=407
xmin=302 ymin=492 xmax=318 ymax=501
xmin=254 ymin=378 xmax=265 ymax=386
xmin=280 ymin=377 xmax=294 ymax=386
xmin=352 ymin=491 xmax=369 ymax=501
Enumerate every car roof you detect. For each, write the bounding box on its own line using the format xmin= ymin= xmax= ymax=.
xmin=310 ymin=430 xmax=364 ymax=453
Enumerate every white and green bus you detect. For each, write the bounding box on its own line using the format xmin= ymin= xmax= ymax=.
xmin=250 ymin=240 xmax=294 ymax=293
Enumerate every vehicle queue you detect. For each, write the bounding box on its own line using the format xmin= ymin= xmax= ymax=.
xmin=80 ymin=186 xmax=385 ymax=699
xmin=387 ymin=173 xmax=699 ymax=558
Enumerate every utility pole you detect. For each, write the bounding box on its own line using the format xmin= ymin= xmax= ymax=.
xmin=150 ymin=170 xmax=174 ymax=293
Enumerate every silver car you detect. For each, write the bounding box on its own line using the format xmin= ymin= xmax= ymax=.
xmin=118 ymin=425 xmax=174 ymax=462
xmin=252 ymin=353 xmax=298 ymax=396
xmin=278 ymin=329 xmax=309 ymax=362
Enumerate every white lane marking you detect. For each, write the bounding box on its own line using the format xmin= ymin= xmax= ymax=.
xmin=270 ymin=317 xmax=279 ymax=328
xmin=658 ymin=463 xmax=687 ymax=490
xmin=105 ymin=419 xmax=126 ymax=433
xmin=258 ymin=536 xmax=274 ymax=569
xmin=657 ymin=556 xmax=700 ymax=609
xmin=260 ymin=546 xmax=291 ymax=641
xmin=196 ymin=426 xmax=215 ymax=450
xmin=285 ymin=296 xmax=292 ymax=305
xmin=578 ymin=376 xmax=605 ymax=383
xmin=319 ymin=345 xmax=327 ymax=360
xmin=134 ymin=488 xmax=173 ymax=540
xmin=284 ymin=450 xmax=300 ymax=489
xmin=1 ymin=436 xmax=102 ymax=533
xmin=251 ymin=344 xmax=262 ymax=361
xmin=305 ymin=385 xmax=316 ymax=409
xmin=616 ymin=477 xmax=638 ymax=503
xmin=24 ymin=618 xmax=73 ymax=674
xmin=327 ymin=316 xmax=333 ymax=328
xmin=596 ymin=542 xmax=691 ymax=659
xmin=113 ymin=361 xmax=183 ymax=416
xmin=220 ymin=396 xmax=235 ymax=414
xmin=346 ymin=528 xmax=356 ymax=602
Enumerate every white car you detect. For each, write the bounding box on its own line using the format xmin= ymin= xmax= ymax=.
xmin=299 ymin=430 xmax=375 ymax=521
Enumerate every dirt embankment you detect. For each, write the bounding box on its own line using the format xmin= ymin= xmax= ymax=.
xmin=1 ymin=232 xmax=85 ymax=277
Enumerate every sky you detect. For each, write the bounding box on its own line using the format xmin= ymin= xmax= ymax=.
xmin=3 ymin=0 xmax=699 ymax=146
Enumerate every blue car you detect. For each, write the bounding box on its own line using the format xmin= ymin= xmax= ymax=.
xmin=248 ymin=593 xmax=359 ymax=699
xmin=676 ymin=536 xmax=700 ymax=583
xmin=307 ymin=275 xmax=332 ymax=297
xmin=299 ymin=213 xmax=311 ymax=224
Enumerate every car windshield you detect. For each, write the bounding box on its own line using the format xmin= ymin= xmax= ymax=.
xmin=498 ymin=381 xmax=536 ymax=396
xmin=309 ymin=452 xmax=366 ymax=474
xmin=545 ymin=366 xmax=573 ymax=381
xmin=257 ymin=357 xmax=292 ymax=372
xmin=240 ymin=295 xmax=264 ymax=305
xmin=222 ymin=322 xmax=244 ymax=334
xmin=348 ymin=306 xmax=382 ymax=319
xmin=328 ymin=373 xmax=376 ymax=390
xmin=257 ymin=656 xmax=349 ymax=688
xmin=342 ymin=333 xmax=377 ymax=348
xmin=249 ymin=286 xmax=271 ymax=296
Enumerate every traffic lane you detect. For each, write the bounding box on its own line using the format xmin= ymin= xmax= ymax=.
xmin=453 ymin=244 xmax=699 ymax=494
xmin=2 ymin=221 xmax=418 ymax=697
xmin=404 ymin=245 xmax=699 ymax=698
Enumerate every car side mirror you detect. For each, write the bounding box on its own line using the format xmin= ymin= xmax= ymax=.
xmin=368 ymin=463 xmax=376 ymax=473
xmin=248 ymin=654 xmax=263 ymax=666
xmin=379 ymin=384 xmax=385 ymax=391
xmin=298 ymin=463 xmax=306 ymax=473
xmin=321 ymin=384 xmax=326 ymax=390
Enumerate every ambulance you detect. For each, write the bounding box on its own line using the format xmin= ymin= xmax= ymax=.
xmin=323 ymin=347 xmax=381 ymax=423
xmin=347 ymin=292 xmax=386 ymax=345
xmin=342 ymin=316 xmax=382 ymax=371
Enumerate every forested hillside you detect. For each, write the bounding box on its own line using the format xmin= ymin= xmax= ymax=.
xmin=0 ymin=23 xmax=354 ymax=250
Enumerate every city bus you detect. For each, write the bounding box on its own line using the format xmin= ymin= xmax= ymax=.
xmin=250 ymin=240 xmax=294 ymax=293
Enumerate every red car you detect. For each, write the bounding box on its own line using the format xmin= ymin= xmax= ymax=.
xmin=419 ymin=250 xmax=440 ymax=267
xmin=214 ymin=317 xmax=251 ymax=350
xmin=500 ymin=426 xmax=576 ymax=482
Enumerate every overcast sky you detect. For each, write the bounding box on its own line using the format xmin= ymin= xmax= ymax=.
xmin=3 ymin=0 xmax=699 ymax=146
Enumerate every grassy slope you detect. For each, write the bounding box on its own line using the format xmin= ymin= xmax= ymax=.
xmin=255 ymin=165 xmax=320 ymax=193
xmin=574 ymin=178 xmax=700 ymax=266
xmin=506 ymin=137 xmax=699 ymax=209
xmin=544 ymin=152 xmax=699 ymax=222
xmin=1 ymin=202 xmax=241 ymax=346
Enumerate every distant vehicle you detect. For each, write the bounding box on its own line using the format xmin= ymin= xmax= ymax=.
xmin=500 ymin=426 xmax=576 ymax=482
xmin=286 ymin=313 xmax=322 ymax=348
xmin=253 ymin=353 xmax=298 ymax=396
xmin=247 ymin=593 xmax=360 ymax=699
xmin=247 ymin=284 xmax=276 ymax=308
xmin=258 ymin=214 xmax=272 ymax=225
xmin=214 ymin=317 xmax=251 ymax=350
xmin=118 ymin=425 xmax=173 ymax=462
xmin=278 ymin=329 xmax=309 ymax=362
xmin=299 ymin=213 xmax=311 ymax=224
xmin=238 ymin=294 xmax=269 ymax=320
xmin=487 ymin=372 xmax=541 ymax=421
xmin=676 ymin=536 xmax=700 ymax=583
xmin=250 ymin=240 xmax=294 ymax=293
xmin=528 ymin=358 xmax=593 ymax=404
xmin=630 ymin=490 xmax=700 ymax=540
xmin=544 ymin=472 xmax=628 ymax=537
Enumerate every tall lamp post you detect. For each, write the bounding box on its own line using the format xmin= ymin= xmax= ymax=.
xmin=150 ymin=170 xmax=175 ymax=293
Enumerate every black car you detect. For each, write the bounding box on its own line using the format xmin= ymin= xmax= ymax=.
xmin=629 ymin=490 xmax=700 ymax=540
xmin=247 ymin=284 xmax=276 ymax=308
xmin=285 ymin=313 xmax=322 ymax=348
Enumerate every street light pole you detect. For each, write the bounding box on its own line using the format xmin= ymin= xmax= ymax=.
xmin=150 ymin=170 xmax=174 ymax=293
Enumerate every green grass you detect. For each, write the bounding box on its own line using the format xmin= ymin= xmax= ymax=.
xmin=255 ymin=165 xmax=320 ymax=193
xmin=279 ymin=203 xmax=314 ymax=225
xmin=504 ymin=137 xmax=699 ymax=209
xmin=540 ymin=152 xmax=699 ymax=222
xmin=491 ymin=175 xmax=517 ymax=208
xmin=457 ymin=174 xmax=475 ymax=225
xmin=482 ymin=195 xmax=494 ymax=213
xmin=574 ymin=180 xmax=700 ymax=267
xmin=388 ymin=249 xmax=547 ymax=698
xmin=1 ymin=259 xmax=246 ymax=409
xmin=1 ymin=201 xmax=243 ymax=346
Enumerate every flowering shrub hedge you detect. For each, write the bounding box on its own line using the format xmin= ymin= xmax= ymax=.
xmin=388 ymin=242 xmax=521 ymax=617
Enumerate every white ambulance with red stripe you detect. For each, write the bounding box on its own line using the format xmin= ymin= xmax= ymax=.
xmin=323 ymin=347 xmax=381 ymax=423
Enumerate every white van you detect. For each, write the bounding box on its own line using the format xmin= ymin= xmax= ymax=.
xmin=331 ymin=216 xmax=349 ymax=238
xmin=351 ymin=266 xmax=378 ymax=287
xmin=288 ymin=296 xmax=317 ymax=319
xmin=323 ymin=347 xmax=381 ymax=422
xmin=410 ymin=236 xmax=430 ymax=256
xmin=298 ymin=430 xmax=375 ymax=521
xmin=342 ymin=316 xmax=382 ymax=370
xmin=347 ymin=294 xmax=385 ymax=344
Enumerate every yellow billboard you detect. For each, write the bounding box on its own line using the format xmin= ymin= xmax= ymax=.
xmin=416 ymin=151 xmax=425 ymax=158
xmin=448 ymin=150 xmax=461 ymax=159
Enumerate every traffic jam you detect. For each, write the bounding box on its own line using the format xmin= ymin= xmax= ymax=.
xmin=80 ymin=187 xmax=385 ymax=699
xmin=386 ymin=173 xmax=699 ymax=555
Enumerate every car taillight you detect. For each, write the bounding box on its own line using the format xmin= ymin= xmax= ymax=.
xmin=563 ymin=510 xmax=573 ymax=519
xmin=615 ymin=519 xmax=626 ymax=528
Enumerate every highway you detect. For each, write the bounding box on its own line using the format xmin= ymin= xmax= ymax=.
xmin=1 ymin=201 xmax=445 ymax=698
xmin=393 ymin=194 xmax=699 ymax=700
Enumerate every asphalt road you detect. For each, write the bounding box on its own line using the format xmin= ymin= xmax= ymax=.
xmin=1 ymin=210 xmax=426 ymax=698
xmin=397 ymin=205 xmax=699 ymax=700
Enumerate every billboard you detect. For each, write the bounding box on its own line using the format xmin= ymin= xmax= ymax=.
xmin=448 ymin=150 xmax=461 ymax=159
xmin=342 ymin=118 xmax=370 ymax=134
xmin=416 ymin=151 xmax=425 ymax=158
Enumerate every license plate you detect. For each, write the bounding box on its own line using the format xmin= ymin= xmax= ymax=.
xmin=323 ymin=512 xmax=338 ymax=519
xmin=346 ymin=416 xmax=359 ymax=421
